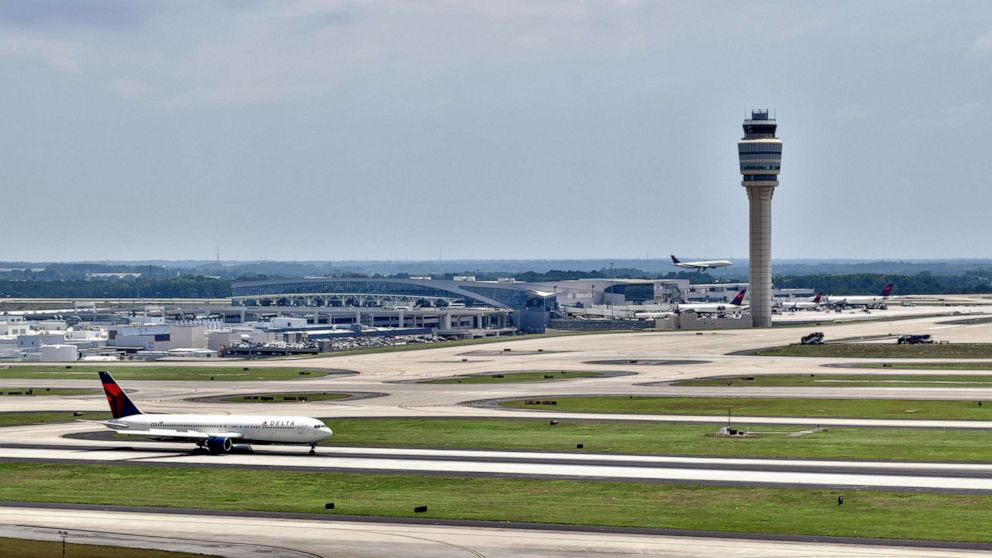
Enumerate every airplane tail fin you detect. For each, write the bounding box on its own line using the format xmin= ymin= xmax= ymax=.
xmin=731 ymin=288 xmax=747 ymax=306
xmin=813 ymin=293 xmax=822 ymax=303
xmin=99 ymin=371 xmax=143 ymax=418
xmin=881 ymin=284 xmax=894 ymax=297
xmin=670 ymin=255 xmax=680 ymax=264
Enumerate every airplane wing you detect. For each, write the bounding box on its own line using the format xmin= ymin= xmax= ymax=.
xmin=113 ymin=429 xmax=244 ymax=440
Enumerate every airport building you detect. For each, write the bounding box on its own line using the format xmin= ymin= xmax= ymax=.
xmin=230 ymin=277 xmax=690 ymax=334
xmin=231 ymin=277 xmax=556 ymax=332
xmin=686 ymin=283 xmax=814 ymax=304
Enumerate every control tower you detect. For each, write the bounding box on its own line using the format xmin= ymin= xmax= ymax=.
xmin=738 ymin=109 xmax=782 ymax=328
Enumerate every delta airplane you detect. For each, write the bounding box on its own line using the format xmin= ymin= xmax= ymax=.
xmin=677 ymin=289 xmax=747 ymax=314
xmin=785 ymin=293 xmax=822 ymax=311
xmin=97 ymin=371 xmax=333 ymax=455
xmin=670 ymin=255 xmax=732 ymax=272
xmin=823 ymin=284 xmax=894 ymax=309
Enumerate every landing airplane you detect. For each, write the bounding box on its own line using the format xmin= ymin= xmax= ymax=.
xmin=785 ymin=293 xmax=822 ymax=311
xmin=677 ymin=289 xmax=747 ymax=314
xmin=670 ymin=255 xmax=732 ymax=272
xmin=823 ymin=284 xmax=894 ymax=309
xmin=97 ymin=371 xmax=333 ymax=455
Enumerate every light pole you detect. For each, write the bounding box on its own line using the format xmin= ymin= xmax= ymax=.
xmin=59 ymin=530 xmax=68 ymax=558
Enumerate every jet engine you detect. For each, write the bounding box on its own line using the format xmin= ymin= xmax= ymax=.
xmin=206 ymin=436 xmax=233 ymax=453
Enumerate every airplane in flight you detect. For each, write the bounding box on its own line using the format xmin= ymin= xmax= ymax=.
xmin=676 ymin=288 xmax=748 ymax=314
xmin=784 ymin=293 xmax=822 ymax=311
xmin=823 ymin=284 xmax=894 ymax=309
xmin=670 ymin=255 xmax=733 ymax=272
xmin=96 ymin=371 xmax=333 ymax=455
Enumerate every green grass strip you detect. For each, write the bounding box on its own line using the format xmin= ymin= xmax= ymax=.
xmin=320 ymin=417 xmax=992 ymax=462
xmin=0 ymin=412 xmax=109 ymax=428
xmin=673 ymin=374 xmax=992 ymax=388
xmin=3 ymin=463 xmax=992 ymax=543
xmin=0 ymin=537 xmax=218 ymax=558
xmin=857 ymin=362 xmax=992 ymax=370
xmin=500 ymin=396 xmax=992 ymax=420
xmin=752 ymin=343 xmax=992 ymax=358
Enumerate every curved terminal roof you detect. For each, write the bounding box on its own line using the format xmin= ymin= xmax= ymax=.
xmin=231 ymin=277 xmax=555 ymax=311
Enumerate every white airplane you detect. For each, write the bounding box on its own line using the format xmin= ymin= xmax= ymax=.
xmin=634 ymin=310 xmax=677 ymax=319
xmin=823 ymin=284 xmax=894 ymax=309
xmin=677 ymin=289 xmax=748 ymax=314
xmin=670 ymin=255 xmax=732 ymax=272
xmin=785 ymin=293 xmax=822 ymax=311
xmin=97 ymin=371 xmax=333 ymax=455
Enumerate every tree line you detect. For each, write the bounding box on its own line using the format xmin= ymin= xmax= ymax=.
xmin=0 ymin=276 xmax=231 ymax=298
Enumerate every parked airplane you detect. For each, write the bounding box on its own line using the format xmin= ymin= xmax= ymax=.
xmin=634 ymin=310 xmax=677 ymax=319
xmin=823 ymin=284 xmax=894 ymax=309
xmin=97 ymin=371 xmax=333 ymax=455
xmin=785 ymin=293 xmax=822 ymax=311
xmin=677 ymin=289 xmax=748 ymax=314
xmin=670 ymin=255 xmax=732 ymax=272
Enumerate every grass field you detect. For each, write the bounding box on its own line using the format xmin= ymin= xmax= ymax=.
xmin=857 ymin=362 xmax=992 ymax=370
xmin=0 ymin=537 xmax=218 ymax=558
xmin=752 ymin=343 xmax=992 ymax=358
xmin=673 ymin=374 xmax=992 ymax=388
xmin=320 ymin=417 xmax=992 ymax=462
xmin=422 ymin=370 xmax=604 ymax=384
xmin=499 ymin=396 xmax=992 ymax=420
xmin=4 ymin=463 xmax=992 ymax=543
xmin=0 ymin=411 xmax=110 ymax=427
xmin=0 ymin=388 xmax=99 ymax=396
xmin=0 ymin=366 xmax=333 ymax=381
xmin=219 ymin=392 xmax=351 ymax=403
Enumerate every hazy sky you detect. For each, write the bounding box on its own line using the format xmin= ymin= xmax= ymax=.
xmin=1 ymin=1 xmax=990 ymax=261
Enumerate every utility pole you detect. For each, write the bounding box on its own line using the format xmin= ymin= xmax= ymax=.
xmin=59 ymin=530 xmax=68 ymax=558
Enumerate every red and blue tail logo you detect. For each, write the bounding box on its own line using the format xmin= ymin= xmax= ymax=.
xmin=813 ymin=293 xmax=822 ymax=303
xmin=731 ymin=288 xmax=747 ymax=305
xmin=881 ymin=284 xmax=894 ymax=297
xmin=99 ymin=371 xmax=143 ymax=418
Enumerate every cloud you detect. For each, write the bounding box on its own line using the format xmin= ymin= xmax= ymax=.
xmin=0 ymin=0 xmax=164 ymax=30
xmin=0 ymin=33 xmax=85 ymax=72
xmin=1 ymin=1 xmax=839 ymax=107
xmin=972 ymin=30 xmax=992 ymax=53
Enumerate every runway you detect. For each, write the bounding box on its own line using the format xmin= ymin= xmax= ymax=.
xmin=5 ymin=442 xmax=992 ymax=492
xmin=1 ymin=505 xmax=990 ymax=558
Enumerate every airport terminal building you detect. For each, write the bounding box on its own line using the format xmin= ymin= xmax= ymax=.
xmin=230 ymin=277 xmax=689 ymax=333
xmin=231 ymin=277 xmax=557 ymax=332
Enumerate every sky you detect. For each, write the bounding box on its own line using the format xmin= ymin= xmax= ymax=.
xmin=1 ymin=0 xmax=990 ymax=262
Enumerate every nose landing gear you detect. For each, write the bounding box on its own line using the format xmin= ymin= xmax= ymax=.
xmin=309 ymin=444 xmax=317 ymax=456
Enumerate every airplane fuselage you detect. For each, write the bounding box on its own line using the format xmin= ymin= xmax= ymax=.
xmin=678 ymin=303 xmax=749 ymax=314
xmin=674 ymin=260 xmax=732 ymax=271
xmin=105 ymin=414 xmax=332 ymax=445
xmin=824 ymin=296 xmax=889 ymax=308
